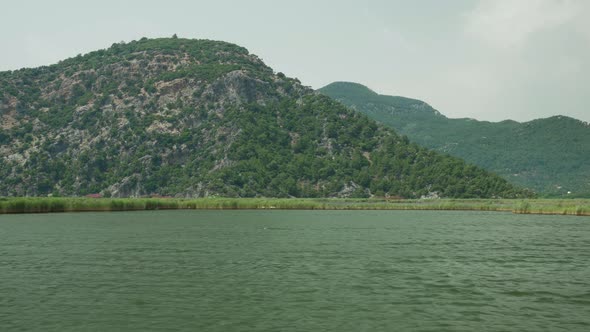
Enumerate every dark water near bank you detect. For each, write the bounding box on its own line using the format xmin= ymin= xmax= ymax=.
xmin=1 ymin=211 xmax=589 ymax=331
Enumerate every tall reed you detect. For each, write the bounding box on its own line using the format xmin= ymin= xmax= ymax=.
xmin=0 ymin=197 xmax=588 ymax=216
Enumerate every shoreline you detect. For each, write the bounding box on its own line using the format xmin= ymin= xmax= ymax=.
xmin=0 ymin=197 xmax=588 ymax=216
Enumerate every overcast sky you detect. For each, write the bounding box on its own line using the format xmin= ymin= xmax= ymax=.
xmin=1 ymin=0 xmax=588 ymax=122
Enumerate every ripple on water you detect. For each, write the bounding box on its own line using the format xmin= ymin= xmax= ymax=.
xmin=0 ymin=210 xmax=589 ymax=331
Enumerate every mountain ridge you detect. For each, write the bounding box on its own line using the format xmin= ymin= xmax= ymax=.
xmin=319 ymin=81 xmax=590 ymax=196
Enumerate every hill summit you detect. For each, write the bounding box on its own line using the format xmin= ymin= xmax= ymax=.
xmin=0 ymin=38 xmax=530 ymax=198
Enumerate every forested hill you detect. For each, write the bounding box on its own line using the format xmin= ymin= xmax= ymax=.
xmin=0 ymin=38 xmax=530 ymax=198
xmin=319 ymin=82 xmax=590 ymax=197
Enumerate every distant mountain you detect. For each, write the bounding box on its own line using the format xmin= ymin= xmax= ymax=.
xmin=319 ymin=82 xmax=590 ymax=196
xmin=0 ymin=38 xmax=530 ymax=198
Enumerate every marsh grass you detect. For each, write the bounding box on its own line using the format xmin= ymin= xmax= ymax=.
xmin=0 ymin=197 xmax=588 ymax=216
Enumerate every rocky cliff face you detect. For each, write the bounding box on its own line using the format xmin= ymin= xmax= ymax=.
xmin=0 ymin=38 xmax=530 ymax=198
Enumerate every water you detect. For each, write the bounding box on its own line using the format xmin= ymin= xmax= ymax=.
xmin=1 ymin=210 xmax=589 ymax=331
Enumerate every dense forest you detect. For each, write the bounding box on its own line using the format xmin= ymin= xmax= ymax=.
xmin=0 ymin=38 xmax=532 ymax=198
xmin=320 ymin=82 xmax=590 ymax=197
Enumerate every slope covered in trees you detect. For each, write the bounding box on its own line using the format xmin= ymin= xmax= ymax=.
xmin=0 ymin=38 xmax=530 ymax=198
xmin=319 ymin=82 xmax=590 ymax=197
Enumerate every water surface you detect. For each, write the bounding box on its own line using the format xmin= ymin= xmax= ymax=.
xmin=1 ymin=210 xmax=589 ymax=331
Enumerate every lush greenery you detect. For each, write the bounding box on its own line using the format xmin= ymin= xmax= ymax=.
xmin=0 ymin=38 xmax=530 ymax=198
xmin=0 ymin=197 xmax=587 ymax=216
xmin=319 ymin=82 xmax=590 ymax=197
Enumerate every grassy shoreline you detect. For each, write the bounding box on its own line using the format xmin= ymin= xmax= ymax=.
xmin=0 ymin=197 xmax=588 ymax=216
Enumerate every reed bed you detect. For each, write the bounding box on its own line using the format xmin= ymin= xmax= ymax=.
xmin=0 ymin=197 xmax=588 ymax=216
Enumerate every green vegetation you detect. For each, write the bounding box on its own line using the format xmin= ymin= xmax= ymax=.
xmin=0 ymin=197 xmax=588 ymax=216
xmin=319 ymin=82 xmax=590 ymax=197
xmin=0 ymin=38 xmax=530 ymax=199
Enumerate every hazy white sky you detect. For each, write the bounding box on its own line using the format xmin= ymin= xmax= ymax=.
xmin=1 ymin=0 xmax=588 ymax=122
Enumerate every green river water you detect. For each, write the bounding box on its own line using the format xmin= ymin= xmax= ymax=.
xmin=1 ymin=210 xmax=589 ymax=331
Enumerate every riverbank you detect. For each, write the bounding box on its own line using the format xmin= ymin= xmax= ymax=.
xmin=0 ymin=197 xmax=588 ymax=216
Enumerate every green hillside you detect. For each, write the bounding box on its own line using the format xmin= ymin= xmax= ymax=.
xmin=319 ymin=82 xmax=590 ymax=197
xmin=0 ymin=38 xmax=530 ymax=198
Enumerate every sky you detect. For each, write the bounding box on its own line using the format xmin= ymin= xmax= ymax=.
xmin=1 ymin=0 xmax=588 ymax=122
